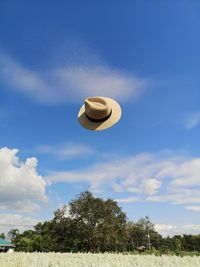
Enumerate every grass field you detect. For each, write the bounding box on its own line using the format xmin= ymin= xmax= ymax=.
xmin=0 ymin=253 xmax=200 ymax=267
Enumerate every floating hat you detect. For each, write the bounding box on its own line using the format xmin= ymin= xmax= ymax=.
xmin=78 ymin=96 xmax=122 ymax=131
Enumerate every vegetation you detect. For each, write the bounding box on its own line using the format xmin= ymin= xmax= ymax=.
xmin=1 ymin=253 xmax=200 ymax=267
xmin=0 ymin=233 xmax=5 ymax=239
xmin=6 ymin=191 xmax=200 ymax=255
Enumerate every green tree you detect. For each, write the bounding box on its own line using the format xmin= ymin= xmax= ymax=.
xmin=56 ymin=191 xmax=127 ymax=252
xmin=12 ymin=191 xmax=200 ymax=254
xmin=126 ymin=221 xmax=146 ymax=250
xmin=137 ymin=216 xmax=155 ymax=250
xmin=8 ymin=229 xmax=19 ymax=240
xmin=0 ymin=233 xmax=5 ymax=239
xmin=34 ymin=221 xmax=55 ymax=251
xmin=17 ymin=237 xmax=34 ymax=252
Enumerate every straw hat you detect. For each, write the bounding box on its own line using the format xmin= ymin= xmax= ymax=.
xmin=78 ymin=96 xmax=122 ymax=131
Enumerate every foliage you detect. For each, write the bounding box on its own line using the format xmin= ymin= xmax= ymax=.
xmin=9 ymin=191 xmax=200 ymax=254
xmin=8 ymin=229 xmax=19 ymax=241
xmin=0 ymin=233 xmax=5 ymax=239
xmin=50 ymin=191 xmax=128 ymax=252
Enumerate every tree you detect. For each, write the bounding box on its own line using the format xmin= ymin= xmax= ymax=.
xmin=0 ymin=233 xmax=5 ymax=239
xmin=149 ymin=230 xmax=162 ymax=250
xmin=182 ymin=234 xmax=200 ymax=252
xmin=51 ymin=212 xmax=75 ymax=252
xmin=126 ymin=221 xmax=146 ymax=250
xmin=8 ymin=229 xmax=19 ymax=239
xmin=126 ymin=217 xmax=161 ymax=251
xmin=17 ymin=237 xmax=34 ymax=252
xmin=137 ymin=216 xmax=154 ymax=250
xmin=34 ymin=221 xmax=55 ymax=251
xmin=137 ymin=216 xmax=154 ymax=231
xmin=10 ymin=191 xmax=200 ymax=254
xmin=8 ymin=228 xmax=20 ymax=246
xmin=55 ymin=191 xmax=128 ymax=252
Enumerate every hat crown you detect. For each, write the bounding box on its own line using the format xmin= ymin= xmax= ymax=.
xmin=85 ymin=97 xmax=111 ymax=120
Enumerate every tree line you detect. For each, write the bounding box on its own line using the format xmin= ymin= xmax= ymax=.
xmin=4 ymin=191 xmax=200 ymax=254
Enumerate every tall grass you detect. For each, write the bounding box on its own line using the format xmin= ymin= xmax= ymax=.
xmin=0 ymin=253 xmax=200 ymax=267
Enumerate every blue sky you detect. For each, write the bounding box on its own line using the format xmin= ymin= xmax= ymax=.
xmin=0 ymin=0 xmax=200 ymax=237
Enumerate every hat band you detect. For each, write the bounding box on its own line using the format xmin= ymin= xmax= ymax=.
xmin=86 ymin=110 xmax=112 ymax=122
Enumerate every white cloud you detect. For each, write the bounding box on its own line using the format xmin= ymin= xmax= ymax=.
xmin=147 ymin=188 xmax=200 ymax=205
xmin=155 ymin=223 xmax=200 ymax=237
xmin=155 ymin=224 xmax=178 ymax=237
xmin=0 ymin=214 xmax=41 ymax=236
xmin=45 ymin=151 xmax=200 ymax=209
xmin=141 ymin=178 xmax=161 ymax=195
xmin=46 ymin=152 xmax=158 ymax=189
xmin=0 ymin=147 xmax=47 ymax=213
xmin=35 ymin=142 xmax=94 ymax=160
xmin=182 ymin=224 xmax=200 ymax=234
xmin=111 ymin=183 xmax=124 ymax=193
xmin=185 ymin=112 xmax=200 ymax=129
xmin=0 ymin=53 xmax=147 ymax=105
xmin=114 ymin=196 xmax=140 ymax=203
xmin=169 ymin=158 xmax=200 ymax=187
xmin=185 ymin=206 xmax=200 ymax=212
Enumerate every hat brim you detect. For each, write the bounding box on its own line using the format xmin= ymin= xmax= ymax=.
xmin=78 ymin=97 xmax=122 ymax=131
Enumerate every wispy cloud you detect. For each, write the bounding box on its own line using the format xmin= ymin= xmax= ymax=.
xmin=185 ymin=205 xmax=200 ymax=212
xmin=185 ymin=112 xmax=200 ymax=129
xmin=0 ymin=52 xmax=147 ymax=105
xmin=35 ymin=142 xmax=94 ymax=160
xmin=147 ymin=188 xmax=200 ymax=205
xmin=45 ymin=151 xmax=200 ymax=209
xmin=114 ymin=196 xmax=140 ymax=203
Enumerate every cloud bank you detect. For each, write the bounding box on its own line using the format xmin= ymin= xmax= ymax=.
xmin=0 ymin=147 xmax=47 ymax=213
xmin=0 ymin=53 xmax=147 ymax=105
xmin=155 ymin=223 xmax=200 ymax=237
